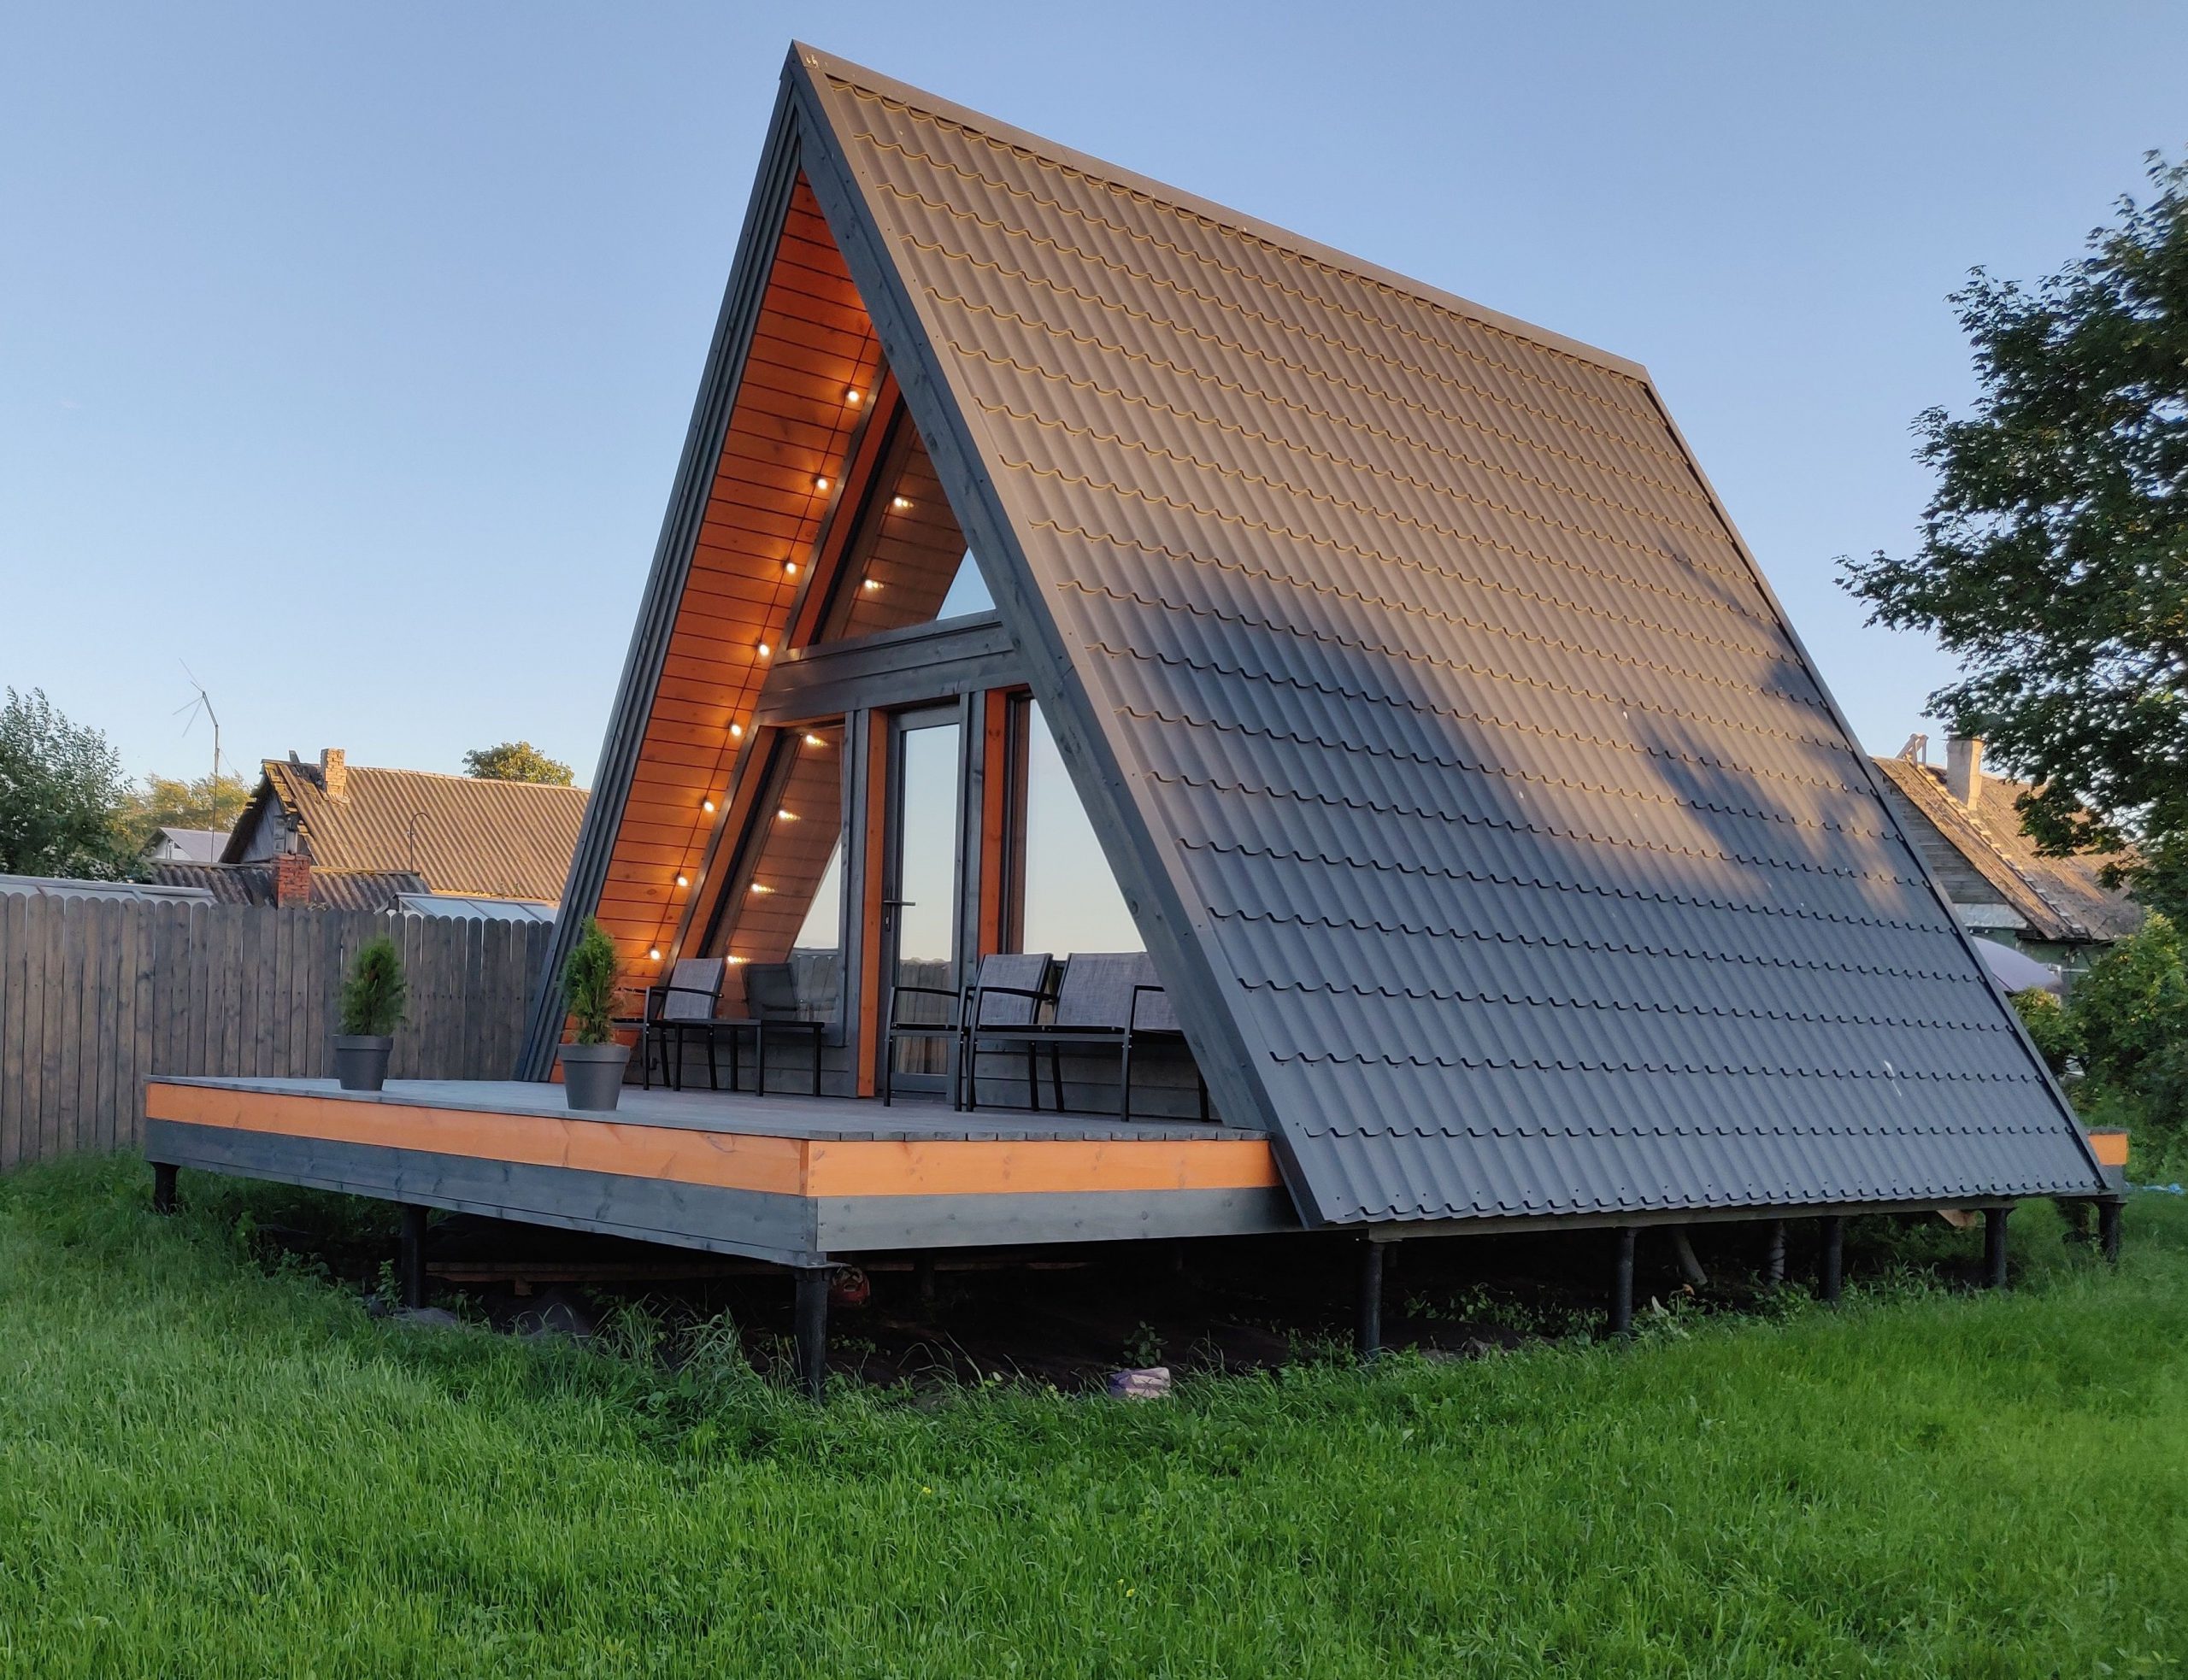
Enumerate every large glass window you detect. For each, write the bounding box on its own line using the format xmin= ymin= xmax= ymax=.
xmin=1010 ymin=699 xmax=1143 ymax=956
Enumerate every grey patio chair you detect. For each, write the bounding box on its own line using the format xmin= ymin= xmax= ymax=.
xmin=965 ymin=952 xmax=1208 ymax=1119
xmin=613 ymin=957 xmax=725 ymax=1092
xmin=699 ymin=961 xmax=825 ymax=1096
xmin=884 ymin=950 xmax=1053 ymax=1108
xmin=924 ymin=950 xmax=1056 ymax=1110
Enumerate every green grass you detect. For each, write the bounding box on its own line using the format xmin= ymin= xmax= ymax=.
xmin=3 ymin=1159 xmax=2187 ymax=1677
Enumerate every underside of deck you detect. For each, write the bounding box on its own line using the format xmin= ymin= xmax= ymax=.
xmin=144 ymin=1078 xmax=1297 ymax=1265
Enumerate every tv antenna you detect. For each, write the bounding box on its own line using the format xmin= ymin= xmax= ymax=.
xmin=174 ymin=664 xmax=221 ymax=790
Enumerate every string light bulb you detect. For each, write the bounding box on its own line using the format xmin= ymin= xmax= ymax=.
xmin=777 ymin=808 xmax=798 ymax=821
xmin=749 ymin=882 xmax=773 ymax=895
xmin=844 ymin=388 xmax=862 ymax=405
xmin=814 ymin=475 xmax=830 ymax=492
xmin=756 ymin=641 xmax=771 ymax=658
xmin=648 ymin=947 xmax=662 ymax=960
xmin=862 ymin=578 xmax=881 ymax=590
xmin=784 ymin=561 xmax=797 ymax=577
xmin=675 ymin=874 xmax=689 ymax=888
xmin=701 ymin=797 xmax=715 ymax=814
xmin=803 ymin=733 xmax=827 ymax=748
xmin=891 ymin=496 xmax=912 ymax=511
xmin=729 ymin=722 xmax=743 ymax=737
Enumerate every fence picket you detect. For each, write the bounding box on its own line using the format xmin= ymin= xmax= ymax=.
xmin=0 ymin=898 xmax=544 ymax=1164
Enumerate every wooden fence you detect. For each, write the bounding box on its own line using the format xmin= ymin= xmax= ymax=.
xmin=0 ymin=896 xmax=551 ymax=1169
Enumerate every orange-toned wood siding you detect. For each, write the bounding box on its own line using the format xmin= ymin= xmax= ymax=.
xmin=713 ymin=725 xmax=844 ymax=974
xmin=592 ymin=178 xmax=881 ymax=979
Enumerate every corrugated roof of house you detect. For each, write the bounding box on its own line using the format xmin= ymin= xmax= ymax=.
xmin=149 ymin=862 xmax=429 ymax=912
xmin=782 ymin=46 xmax=2102 ymax=1224
xmin=224 ymin=762 xmax=585 ymax=904
xmin=1871 ymin=755 xmax=2143 ymax=945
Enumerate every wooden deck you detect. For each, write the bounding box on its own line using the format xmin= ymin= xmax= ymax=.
xmin=144 ymin=1078 xmax=1295 ymax=1265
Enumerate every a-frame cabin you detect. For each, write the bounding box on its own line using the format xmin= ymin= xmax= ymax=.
xmin=146 ymin=44 xmax=2111 ymax=1391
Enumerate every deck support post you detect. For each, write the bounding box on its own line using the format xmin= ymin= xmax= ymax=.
xmin=1355 ymin=1240 xmax=1385 ymax=1363
xmin=793 ymin=1266 xmax=830 ymax=1402
xmin=2099 ymin=1198 xmax=2124 ymax=1266
xmin=1763 ymin=1219 xmax=1787 ymax=1285
xmin=1818 ymin=1216 xmax=1844 ymax=1306
xmin=1609 ymin=1227 xmax=1636 ymax=1337
xmin=913 ymin=1252 xmax=937 ymax=1309
xmin=1984 ymin=1206 xmax=2010 ymax=1290
xmin=150 ymin=1161 xmax=177 ymax=1216
xmin=397 ymin=1204 xmax=427 ymax=1311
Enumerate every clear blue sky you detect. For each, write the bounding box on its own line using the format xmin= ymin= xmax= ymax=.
xmin=4 ymin=2 xmax=2182 ymax=788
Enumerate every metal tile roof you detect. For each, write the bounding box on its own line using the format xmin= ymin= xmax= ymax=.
xmin=228 ymin=761 xmax=585 ymax=904
xmin=786 ymin=46 xmax=2103 ymax=1225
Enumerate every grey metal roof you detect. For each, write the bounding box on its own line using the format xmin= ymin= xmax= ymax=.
xmin=0 ymin=872 xmax=215 ymax=903
xmin=397 ymin=893 xmax=557 ymax=923
xmin=148 ymin=863 xmax=430 ymax=912
xmin=785 ymin=46 xmax=2103 ymax=1224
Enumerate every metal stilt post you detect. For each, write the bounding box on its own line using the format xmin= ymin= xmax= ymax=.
xmin=1356 ymin=1241 xmax=1385 ymax=1362
xmin=398 ymin=1204 xmax=427 ymax=1310
xmin=914 ymin=1252 xmax=937 ymax=1310
xmin=151 ymin=1162 xmax=178 ymax=1215
xmin=1609 ymin=1227 xmax=1636 ymax=1336
xmin=2099 ymin=1198 xmax=2124 ymax=1266
xmin=1818 ymin=1216 xmax=1844 ymax=1306
xmin=1984 ymin=1206 xmax=2010 ymax=1290
xmin=794 ymin=1266 xmax=830 ymax=1402
xmin=1764 ymin=1219 xmax=1787 ymax=1285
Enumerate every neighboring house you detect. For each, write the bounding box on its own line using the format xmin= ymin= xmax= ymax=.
xmin=146 ymin=826 xmax=229 ymax=864
xmin=150 ymin=749 xmax=586 ymax=912
xmin=1873 ymin=735 xmax=2141 ymax=968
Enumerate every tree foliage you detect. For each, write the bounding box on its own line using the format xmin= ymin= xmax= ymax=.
xmin=1841 ymin=150 xmax=2188 ymax=918
xmin=463 ymin=742 xmax=574 ymax=786
xmin=560 ymin=917 xmax=623 ymax=1045
xmin=0 ymin=688 xmax=142 ymax=881
xmin=338 ymin=936 xmax=409 ymax=1037
xmin=120 ymin=770 xmax=253 ymax=850
xmin=2011 ymin=915 xmax=2188 ymax=1163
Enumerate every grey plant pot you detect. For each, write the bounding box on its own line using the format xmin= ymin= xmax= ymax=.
xmin=333 ymin=1035 xmax=394 ymax=1092
xmin=559 ymin=1043 xmax=632 ymax=1112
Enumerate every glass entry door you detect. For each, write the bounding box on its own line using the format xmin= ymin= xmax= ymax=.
xmin=883 ymin=707 xmax=962 ymax=1091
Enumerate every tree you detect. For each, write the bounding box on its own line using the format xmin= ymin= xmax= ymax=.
xmin=462 ymin=741 xmax=574 ymax=786
xmin=0 ymin=688 xmax=143 ymax=880
xmin=120 ymin=769 xmax=253 ymax=850
xmin=1841 ymin=150 xmax=2188 ymax=919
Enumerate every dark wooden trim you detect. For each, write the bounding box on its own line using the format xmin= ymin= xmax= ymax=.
xmin=853 ymin=710 xmax=888 ymax=1096
xmin=752 ymin=613 xmax=1019 ymax=723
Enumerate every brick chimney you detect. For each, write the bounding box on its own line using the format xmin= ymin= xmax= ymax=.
xmin=320 ymin=748 xmax=349 ymax=802
xmin=273 ymin=849 xmax=313 ymax=907
xmin=1945 ymin=735 xmax=1983 ymax=807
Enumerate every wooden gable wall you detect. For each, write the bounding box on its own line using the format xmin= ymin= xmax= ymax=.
xmin=591 ymin=177 xmax=881 ymax=977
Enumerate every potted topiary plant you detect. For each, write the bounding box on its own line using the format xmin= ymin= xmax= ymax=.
xmin=334 ymin=935 xmax=407 ymax=1091
xmin=557 ymin=916 xmax=630 ymax=1111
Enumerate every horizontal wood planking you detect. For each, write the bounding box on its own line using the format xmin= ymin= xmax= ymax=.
xmin=592 ymin=175 xmax=884 ymax=979
xmin=0 ymin=897 xmax=550 ymax=1168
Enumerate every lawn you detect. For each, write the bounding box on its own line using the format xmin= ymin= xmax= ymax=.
xmin=2 ymin=1157 xmax=2185 ymax=1677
